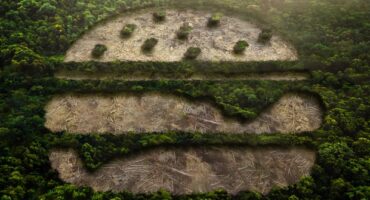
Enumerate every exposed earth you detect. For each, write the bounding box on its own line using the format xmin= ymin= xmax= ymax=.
xmin=49 ymin=147 xmax=315 ymax=194
xmin=45 ymin=93 xmax=323 ymax=134
xmin=55 ymin=71 xmax=308 ymax=81
xmin=64 ymin=9 xmax=297 ymax=62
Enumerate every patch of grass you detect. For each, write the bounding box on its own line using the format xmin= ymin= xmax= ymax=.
xmin=141 ymin=38 xmax=158 ymax=52
xmin=91 ymin=44 xmax=107 ymax=58
xmin=207 ymin=13 xmax=223 ymax=27
xmin=177 ymin=23 xmax=193 ymax=40
xmin=153 ymin=11 xmax=166 ymax=22
xmin=233 ymin=40 xmax=249 ymax=54
xmin=184 ymin=47 xmax=201 ymax=60
xmin=258 ymin=29 xmax=273 ymax=44
xmin=120 ymin=24 xmax=137 ymax=38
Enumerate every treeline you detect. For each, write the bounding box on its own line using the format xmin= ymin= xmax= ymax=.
xmin=56 ymin=60 xmax=304 ymax=75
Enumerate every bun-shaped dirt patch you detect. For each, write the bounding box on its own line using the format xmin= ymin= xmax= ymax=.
xmin=64 ymin=9 xmax=297 ymax=62
xmin=49 ymin=147 xmax=315 ymax=194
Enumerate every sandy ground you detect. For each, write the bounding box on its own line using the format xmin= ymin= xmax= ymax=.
xmin=64 ymin=9 xmax=297 ymax=62
xmin=45 ymin=93 xmax=322 ymax=134
xmin=49 ymin=147 xmax=315 ymax=194
xmin=55 ymin=71 xmax=308 ymax=81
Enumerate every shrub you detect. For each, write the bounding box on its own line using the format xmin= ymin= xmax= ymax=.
xmin=141 ymin=38 xmax=158 ymax=52
xmin=258 ymin=29 xmax=273 ymax=44
xmin=91 ymin=44 xmax=107 ymax=58
xmin=208 ymin=13 xmax=223 ymax=27
xmin=184 ymin=47 xmax=201 ymax=60
xmin=153 ymin=11 xmax=166 ymax=22
xmin=120 ymin=24 xmax=137 ymax=38
xmin=177 ymin=23 xmax=193 ymax=40
xmin=233 ymin=40 xmax=249 ymax=54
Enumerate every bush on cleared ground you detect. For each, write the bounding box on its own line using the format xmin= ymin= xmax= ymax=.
xmin=233 ymin=40 xmax=249 ymax=54
xmin=141 ymin=38 xmax=158 ymax=52
xmin=208 ymin=13 xmax=223 ymax=27
xmin=91 ymin=44 xmax=107 ymax=58
xmin=153 ymin=11 xmax=166 ymax=22
xmin=177 ymin=23 xmax=193 ymax=40
xmin=120 ymin=24 xmax=137 ymax=38
xmin=258 ymin=29 xmax=273 ymax=44
xmin=184 ymin=47 xmax=201 ymax=60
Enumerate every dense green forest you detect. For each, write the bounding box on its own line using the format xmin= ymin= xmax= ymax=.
xmin=0 ymin=0 xmax=369 ymax=199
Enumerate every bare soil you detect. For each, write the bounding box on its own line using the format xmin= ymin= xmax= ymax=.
xmin=45 ymin=93 xmax=323 ymax=134
xmin=64 ymin=9 xmax=297 ymax=62
xmin=55 ymin=71 xmax=308 ymax=81
xmin=49 ymin=147 xmax=315 ymax=194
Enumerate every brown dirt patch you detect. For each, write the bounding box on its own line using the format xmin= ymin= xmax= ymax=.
xmin=49 ymin=147 xmax=315 ymax=194
xmin=64 ymin=9 xmax=297 ymax=62
xmin=55 ymin=71 xmax=309 ymax=81
xmin=44 ymin=93 xmax=323 ymax=134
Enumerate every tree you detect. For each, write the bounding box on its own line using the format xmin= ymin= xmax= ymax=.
xmin=0 ymin=44 xmax=46 ymax=72
xmin=91 ymin=44 xmax=107 ymax=58
xmin=153 ymin=11 xmax=166 ymax=22
xmin=177 ymin=23 xmax=192 ymax=40
xmin=120 ymin=24 xmax=137 ymax=38
xmin=318 ymin=142 xmax=354 ymax=175
xmin=141 ymin=38 xmax=158 ymax=52
xmin=38 ymin=3 xmax=56 ymax=17
xmin=184 ymin=47 xmax=201 ymax=60
xmin=233 ymin=40 xmax=249 ymax=54
xmin=208 ymin=13 xmax=223 ymax=27
xmin=258 ymin=28 xmax=272 ymax=44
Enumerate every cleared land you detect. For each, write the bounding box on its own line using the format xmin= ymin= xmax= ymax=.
xmin=45 ymin=93 xmax=323 ymax=134
xmin=49 ymin=147 xmax=315 ymax=194
xmin=64 ymin=9 xmax=297 ymax=62
xmin=55 ymin=71 xmax=308 ymax=81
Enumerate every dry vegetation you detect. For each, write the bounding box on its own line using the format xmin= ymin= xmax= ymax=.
xmin=45 ymin=93 xmax=323 ymax=134
xmin=49 ymin=147 xmax=315 ymax=194
xmin=64 ymin=9 xmax=297 ymax=62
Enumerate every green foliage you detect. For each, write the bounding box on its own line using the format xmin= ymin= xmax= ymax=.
xmin=120 ymin=24 xmax=137 ymax=38
xmin=177 ymin=23 xmax=192 ymax=40
xmin=233 ymin=40 xmax=249 ymax=54
xmin=91 ymin=44 xmax=107 ymax=59
xmin=318 ymin=142 xmax=354 ymax=175
xmin=55 ymin=60 xmax=308 ymax=79
xmin=0 ymin=45 xmax=46 ymax=72
xmin=258 ymin=29 xmax=272 ymax=44
xmin=141 ymin=38 xmax=158 ymax=52
xmin=153 ymin=11 xmax=166 ymax=22
xmin=207 ymin=13 xmax=223 ymax=27
xmin=184 ymin=47 xmax=201 ymax=60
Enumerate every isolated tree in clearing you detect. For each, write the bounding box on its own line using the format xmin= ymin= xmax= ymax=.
xmin=208 ymin=13 xmax=223 ymax=27
xmin=120 ymin=24 xmax=137 ymax=38
xmin=153 ymin=11 xmax=166 ymax=22
xmin=258 ymin=29 xmax=273 ymax=44
xmin=184 ymin=47 xmax=201 ymax=60
xmin=141 ymin=38 xmax=158 ymax=52
xmin=91 ymin=44 xmax=107 ymax=58
xmin=234 ymin=40 xmax=249 ymax=54
xmin=177 ymin=23 xmax=193 ymax=40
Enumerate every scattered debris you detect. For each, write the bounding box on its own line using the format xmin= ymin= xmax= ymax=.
xmin=45 ymin=93 xmax=323 ymax=134
xmin=49 ymin=147 xmax=315 ymax=194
